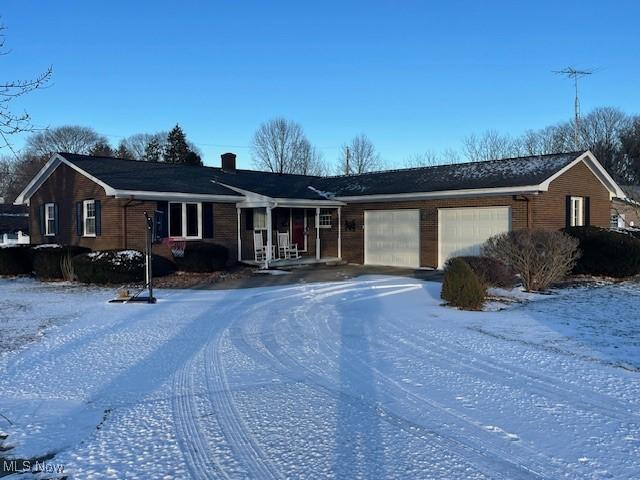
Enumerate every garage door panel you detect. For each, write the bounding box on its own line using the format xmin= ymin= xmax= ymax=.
xmin=438 ymin=207 xmax=510 ymax=268
xmin=365 ymin=210 xmax=420 ymax=268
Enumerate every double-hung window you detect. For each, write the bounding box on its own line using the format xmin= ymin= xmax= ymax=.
xmin=169 ymin=202 xmax=202 ymax=239
xmin=253 ymin=208 xmax=267 ymax=231
xmin=44 ymin=203 xmax=56 ymax=236
xmin=83 ymin=200 xmax=96 ymax=236
xmin=570 ymin=196 xmax=584 ymax=227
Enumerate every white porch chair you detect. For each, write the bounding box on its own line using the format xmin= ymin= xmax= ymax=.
xmin=253 ymin=232 xmax=267 ymax=262
xmin=277 ymin=232 xmax=300 ymax=259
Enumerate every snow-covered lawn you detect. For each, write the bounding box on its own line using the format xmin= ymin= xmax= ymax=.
xmin=0 ymin=276 xmax=639 ymax=479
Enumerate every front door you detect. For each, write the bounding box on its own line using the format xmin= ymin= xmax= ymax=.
xmin=291 ymin=209 xmax=306 ymax=250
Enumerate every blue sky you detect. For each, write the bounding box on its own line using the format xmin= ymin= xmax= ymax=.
xmin=3 ymin=0 xmax=639 ymax=169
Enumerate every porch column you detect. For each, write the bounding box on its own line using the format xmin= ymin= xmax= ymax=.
xmin=266 ymin=206 xmax=273 ymax=266
xmin=236 ymin=208 xmax=241 ymax=262
xmin=337 ymin=207 xmax=342 ymax=260
xmin=315 ymin=207 xmax=321 ymax=260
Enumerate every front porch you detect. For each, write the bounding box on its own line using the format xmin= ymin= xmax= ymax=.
xmin=236 ymin=203 xmax=344 ymax=268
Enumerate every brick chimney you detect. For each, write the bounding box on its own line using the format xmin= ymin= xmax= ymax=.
xmin=221 ymin=152 xmax=236 ymax=171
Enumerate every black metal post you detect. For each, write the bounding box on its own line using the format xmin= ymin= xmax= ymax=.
xmin=144 ymin=212 xmax=155 ymax=303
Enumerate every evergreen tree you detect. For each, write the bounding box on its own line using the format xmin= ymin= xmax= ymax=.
xmin=163 ymin=124 xmax=190 ymax=164
xmin=114 ymin=142 xmax=134 ymax=160
xmin=144 ymin=138 xmax=162 ymax=162
xmin=89 ymin=141 xmax=114 ymax=157
xmin=183 ymin=150 xmax=203 ymax=166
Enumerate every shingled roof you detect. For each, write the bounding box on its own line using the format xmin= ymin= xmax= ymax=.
xmin=317 ymin=151 xmax=585 ymax=197
xmin=53 ymin=151 xmax=587 ymax=201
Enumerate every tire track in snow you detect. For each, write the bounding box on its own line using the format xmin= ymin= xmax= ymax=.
xmin=202 ymin=298 xmax=286 ymax=480
xmin=171 ymin=346 xmax=232 ymax=480
xmin=228 ymin=292 xmax=549 ymax=479
xmin=317 ymin=282 xmax=638 ymax=423
xmin=275 ymin=284 xmax=573 ymax=479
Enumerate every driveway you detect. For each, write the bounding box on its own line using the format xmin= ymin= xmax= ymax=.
xmin=201 ymin=263 xmax=443 ymax=289
xmin=0 ymin=277 xmax=638 ymax=478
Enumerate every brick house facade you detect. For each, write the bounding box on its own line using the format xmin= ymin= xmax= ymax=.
xmin=18 ymin=150 xmax=625 ymax=269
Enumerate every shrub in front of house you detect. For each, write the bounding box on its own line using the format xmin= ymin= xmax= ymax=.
xmin=441 ymin=258 xmax=487 ymax=310
xmin=455 ymin=255 xmax=518 ymax=289
xmin=564 ymin=226 xmax=640 ymax=278
xmin=174 ymin=242 xmax=229 ymax=273
xmin=483 ymin=230 xmax=579 ymax=291
xmin=73 ymin=250 xmax=176 ymax=284
xmin=32 ymin=245 xmax=91 ymax=279
xmin=0 ymin=245 xmax=32 ymax=276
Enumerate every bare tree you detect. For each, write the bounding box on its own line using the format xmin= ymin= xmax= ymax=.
xmin=0 ymin=152 xmax=49 ymax=202
xmin=404 ymin=148 xmax=462 ymax=168
xmin=0 ymin=21 xmax=53 ymax=152
xmin=295 ymin=138 xmax=326 ymax=176
xmin=119 ymin=132 xmax=167 ymax=160
xmin=404 ymin=150 xmax=441 ymax=168
xmin=251 ymin=117 xmax=311 ymax=174
xmin=25 ymin=125 xmax=107 ymax=156
xmin=462 ymin=130 xmax=520 ymax=162
xmin=338 ymin=134 xmax=383 ymax=175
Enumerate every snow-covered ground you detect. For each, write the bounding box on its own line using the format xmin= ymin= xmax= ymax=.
xmin=0 ymin=276 xmax=638 ymax=479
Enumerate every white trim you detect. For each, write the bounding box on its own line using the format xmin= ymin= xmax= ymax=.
xmin=337 ymin=207 xmax=342 ymax=259
xmin=14 ymin=153 xmax=244 ymax=205
xmin=83 ymin=199 xmax=96 ymax=237
xmin=336 ymin=185 xmax=543 ymax=203
xmin=315 ymin=208 xmax=321 ymax=260
xmin=539 ymin=151 xmax=626 ymax=199
xmin=112 ymin=190 xmax=242 ymax=202
xmin=237 ymin=208 xmax=242 ymax=262
xmin=44 ymin=202 xmax=55 ymax=237
xmin=570 ymin=196 xmax=585 ymax=227
xmin=168 ymin=201 xmax=202 ymax=239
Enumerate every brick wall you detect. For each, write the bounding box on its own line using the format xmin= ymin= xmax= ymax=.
xmin=29 ymin=163 xmax=239 ymax=263
xmin=531 ymin=161 xmax=610 ymax=229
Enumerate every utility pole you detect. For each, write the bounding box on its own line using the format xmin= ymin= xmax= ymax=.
xmin=553 ymin=67 xmax=593 ymax=149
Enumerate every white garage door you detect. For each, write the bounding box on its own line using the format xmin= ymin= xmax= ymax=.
xmin=365 ymin=209 xmax=420 ymax=268
xmin=438 ymin=206 xmax=511 ymax=268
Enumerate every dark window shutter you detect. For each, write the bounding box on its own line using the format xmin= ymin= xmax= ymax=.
xmin=39 ymin=204 xmax=45 ymax=235
xmin=565 ymin=196 xmax=572 ymax=228
xmin=76 ymin=202 xmax=83 ymax=236
xmin=202 ymin=202 xmax=214 ymax=239
xmin=53 ymin=203 xmax=59 ymax=235
xmin=156 ymin=201 xmax=168 ymax=239
xmin=245 ymin=209 xmax=253 ymax=230
xmin=94 ymin=200 xmax=102 ymax=236
xmin=584 ymin=196 xmax=590 ymax=226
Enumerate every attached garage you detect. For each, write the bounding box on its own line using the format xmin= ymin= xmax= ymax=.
xmin=438 ymin=206 xmax=511 ymax=268
xmin=364 ymin=209 xmax=420 ymax=268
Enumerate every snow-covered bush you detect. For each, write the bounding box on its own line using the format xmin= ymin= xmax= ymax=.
xmin=455 ymin=256 xmax=517 ymax=288
xmin=73 ymin=250 xmax=145 ymax=284
xmin=32 ymin=245 xmax=91 ymax=279
xmin=564 ymin=226 xmax=640 ymax=278
xmin=73 ymin=250 xmax=176 ymax=284
xmin=0 ymin=245 xmax=32 ymax=276
xmin=483 ymin=230 xmax=579 ymax=291
xmin=441 ymin=258 xmax=486 ymax=310
xmin=174 ymin=242 xmax=229 ymax=272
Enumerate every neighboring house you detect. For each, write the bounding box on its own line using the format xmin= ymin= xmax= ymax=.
xmin=611 ymin=185 xmax=640 ymax=229
xmin=0 ymin=203 xmax=29 ymax=245
xmin=14 ymin=150 xmax=625 ymax=269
